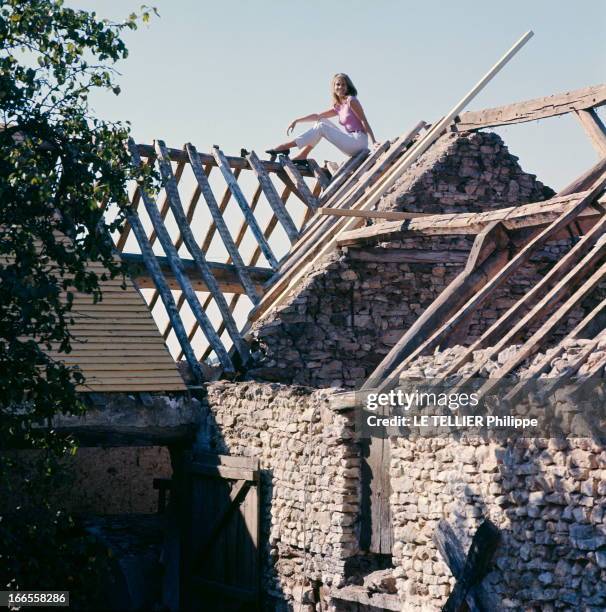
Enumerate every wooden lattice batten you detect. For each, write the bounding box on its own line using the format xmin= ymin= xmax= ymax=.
xmin=116 ymin=138 xmax=327 ymax=379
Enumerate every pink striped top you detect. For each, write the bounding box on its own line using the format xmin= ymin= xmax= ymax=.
xmin=334 ymin=96 xmax=365 ymax=133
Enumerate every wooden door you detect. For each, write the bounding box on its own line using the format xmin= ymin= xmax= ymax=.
xmin=181 ymin=452 xmax=260 ymax=611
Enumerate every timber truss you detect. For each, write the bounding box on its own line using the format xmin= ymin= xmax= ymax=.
xmin=113 ymin=83 xmax=606 ymax=384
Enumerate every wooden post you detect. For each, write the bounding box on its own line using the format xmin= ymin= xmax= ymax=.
xmin=246 ymin=150 xmax=299 ymax=243
xmin=574 ymin=108 xmax=606 ymax=157
xmin=280 ymin=156 xmax=320 ymax=209
xmin=155 ymin=140 xmax=250 ymax=365
xmin=127 ymin=138 xmax=235 ymax=373
xmin=212 ymin=146 xmax=279 ymax=269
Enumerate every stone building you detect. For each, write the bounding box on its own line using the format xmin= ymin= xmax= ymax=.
xmin=30 ymin=83 xmax=606 ymax=610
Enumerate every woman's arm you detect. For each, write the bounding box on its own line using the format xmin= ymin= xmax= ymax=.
xmin=349 ymin=98 xmax=377 ymax=145
xmin=287 ymin=108 xmax=337 ymax=135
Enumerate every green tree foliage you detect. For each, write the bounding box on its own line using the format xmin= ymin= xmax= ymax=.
xmin=0 ymin=0 xmax=156 ymax=603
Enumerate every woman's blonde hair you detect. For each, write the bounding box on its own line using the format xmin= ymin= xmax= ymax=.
xmin=331 ymin=73 xmax=358 ymax=105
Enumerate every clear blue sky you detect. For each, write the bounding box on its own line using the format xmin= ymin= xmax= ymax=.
xmin=73 ymin=0 xmax=605 ymax=190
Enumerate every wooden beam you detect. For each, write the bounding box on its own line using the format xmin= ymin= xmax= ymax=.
xmin=136 ymin=142 xmax=316 ymax=176
xmin=504 ymin=297 xmax=606 ymax=403
xmin=247 ymin=122 xmax=425 ymax=324
xmin=124 ymin=253 xmax=272 ymax=293
xmin=319 ymin=148 xmax=369 ymax=205
xmin=363 ymin=222 xmax=510 ymax=389
xmin=317 ymin=207 xmax=430 ymax=220
xmin=480 ymin=258 xmax=606 ymax=397
xmin=369 ymin=171 xmax=606 ymax=392
xmin=444 ymin=213 xmax=606 ymax=379
xmin=455 ymin=83 xmax=606 ymax=131
xmin=155 ymin=140 xmax=250 ymax=365
xmin=212 ymin=146 xmax=279 ymax=269
xmin=127 ymin=138 xmax=234 ymax=373
xmin=336 ymin=192 xmax=601 ymax=245
xmin=575 ymin=108 xmax=606 ymax=157
xmin=246 ymin=150 xmax=299 ymax=242
xmin=280 ymin=156 xmax=319 ymax=209
xmin=306 ymin=158 xmax=331 ymax=189
xmin=186 ymin=143 xmax=260 ymax=304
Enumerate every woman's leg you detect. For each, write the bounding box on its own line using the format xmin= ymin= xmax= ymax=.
xmin=293 ymin=120 xmax=368 ymax=158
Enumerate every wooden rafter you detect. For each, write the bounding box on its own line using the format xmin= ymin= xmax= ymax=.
xmin=454 ymin=83 xmax=606 ymax=131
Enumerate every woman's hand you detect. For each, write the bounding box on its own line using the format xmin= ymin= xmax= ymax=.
xmin=287 ymin=119 xmax=298 ymax=135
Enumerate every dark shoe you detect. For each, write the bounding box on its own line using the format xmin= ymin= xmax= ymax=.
xmin=266 ymin=148 xmax=290 ymax=156
xmin=292 ymin=159 xmax=310 ymax=170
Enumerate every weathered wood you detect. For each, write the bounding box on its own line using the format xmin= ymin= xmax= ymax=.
xmin=370 ymin=172 xmax=606 ymax=391
xmin=149 ymin=159 xmax=186 ymax=246
xmin=480 ymin=258 xmax=606 ymax=396
xmin=280 ymin=156 xmax=320 ymax=209
xmin=116 ymin=155 xmax=155 ymax=252
xmin=186 ymin=143 xmax=260 ymax=303
xmin=319 ymin=148 xmax=369 ymax=205
xmin=155 ymin=140 xmax=250 ymax=365
xmin=121 ymin=201 xmax=203 ymax=382
xmin=246 ymin=150 xmax=298 ymax=242
xmin=574 ymin=108 xmax=606 ymax=157
xmin=212 ymin=146 xmax=279 ymax=269
xmin=444 ymin=214 xmax=606 ymax=379
xmin=363 ymin=222 xmax=510 ymax=389
xmin=128 ymin=138 xmax=234 ymax=373
xmin=136 ymin=142 xmax=316 ymax=176
xmin=441 ymin=520 xmax=500 ymax=612
xmin=455 ymin=83 xmax=606 ymax=131
xmin=559 ymin=156 xmax=606 ymax=196
xmin=317 ymin=207 xmax=430 ymax=220
xmin=336 ymin=192 xmax=600 ymax=245
xmin=347 ymin=248 xmax=469 ymax=265
xmin=127 ymin=254 xmax=271 ymax=294
xmin=306 ymin=158 xmax=331 ymax=189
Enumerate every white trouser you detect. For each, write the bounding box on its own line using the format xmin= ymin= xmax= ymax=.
xmin=295 ymin=119 xmax=368 ymax=156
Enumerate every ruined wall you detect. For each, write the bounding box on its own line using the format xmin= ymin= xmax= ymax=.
xmin=378 ymin=131 xmax=554 ymax=214
xmin=249 ymin=235 xmax=587 ymax=389
xmin=390 ymin=436 xmax=606 ymax=610
xmin=200 ymin=382 xmax=360 ymax=610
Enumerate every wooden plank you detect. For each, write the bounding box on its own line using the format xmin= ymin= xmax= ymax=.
xmin=444 ymin=214 xmax=606 ymax=379
xmin=149 ymin=158 xmax=186 ymax=246
xmin=363 ymin=222 xmax=510 ymax=389
xmin=574 ymin=108 xmax=606 ymax=157
xmin=156 ymin=140 xmax=250 ymax=364
xmin=280 ymin=156 xmax=320 ymax=209
xmin=186 ymin=143 xmax=260 ymax=303
xmin=124 ymin=252 xmax=271 ymax=293
xmin=212 ymin=146 xmax=279 ymax=269
xmin=128 ymin=138 xmax=234 ymax=373
xmin=367 ymin=172 xmax=606 ymax=391
xmin=480 ymin=258 xmax=606 ymax=396
xmin=189 ymin=462 xmax=257 ymax=483
xmin=319 ymin=148 xmax=369 ymax=205
xmin=318 ymin=207 xmax=430 ymax=220
xmin=455 ymin=82 xmax=606 ymax=131
xmin=246 ymin=150 xmax=299 ymax=242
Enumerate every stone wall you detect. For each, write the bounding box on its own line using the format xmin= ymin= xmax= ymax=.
xmin=199 ymin=381 xmax=361 ymax=610
xmin=378 ymin=131 xmax=554 ymax=214
xmin=390 ymin=435 xmax=606 ymax=610
xmin=249 ymin=235 xmax=587 ymax=389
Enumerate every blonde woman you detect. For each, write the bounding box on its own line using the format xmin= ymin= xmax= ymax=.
xmin=267 ymin=73 xmax=376 ymax=163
